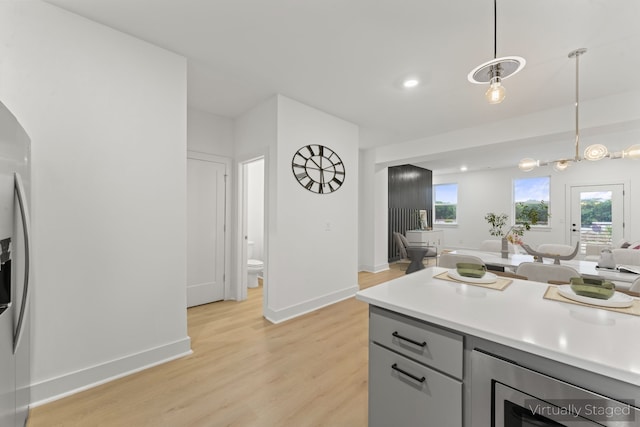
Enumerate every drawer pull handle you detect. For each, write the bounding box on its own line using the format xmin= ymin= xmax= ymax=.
xmin=392 ymin=331 xmax=426 ymax=347
xmin=391 ymin=363 xmax=426 ymax=384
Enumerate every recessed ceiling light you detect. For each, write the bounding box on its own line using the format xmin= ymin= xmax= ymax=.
xmin=402 ymin=78 xmax=419 ymax=88
xmin=460 ymin=166 xmax=468 ymax=172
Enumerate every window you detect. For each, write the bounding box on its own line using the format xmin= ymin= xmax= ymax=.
xmin=434 ymin=183 xmax=458 ymax=224
xmin=513 ymin=177 xmax=550 ymax=226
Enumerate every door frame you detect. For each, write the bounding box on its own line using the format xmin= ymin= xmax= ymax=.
xmin=564 ymin=179 xmax=630 ymax=246
xmin=235 ymin=153 xmax=268 ymax=305
xmin=187 ymin=151 xmax=232 ymax=301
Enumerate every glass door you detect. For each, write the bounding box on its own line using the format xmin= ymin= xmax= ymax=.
xmin=569 ymin=184 xmax=624 ymax=255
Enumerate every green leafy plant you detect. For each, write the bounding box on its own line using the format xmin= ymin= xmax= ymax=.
xmin=485 ymin=213 xmax=509 ymax=237
xmin=485 ymin=201 xmax=548 ymax=243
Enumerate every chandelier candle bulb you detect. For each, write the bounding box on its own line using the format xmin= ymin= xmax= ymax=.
xmin=624 ymin=144 xmax=640 ymax=159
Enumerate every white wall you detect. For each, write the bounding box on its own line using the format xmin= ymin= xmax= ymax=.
xmin=373 ymin=90 xmax=640 ymax=168
xmin=358 ymin=149 xmax=389 ymax=272
xmin=235 ymin=95 xmax=359 ymax=322
xmin=0 ymin=1 xmax=190 ymax=403
xmin=359 ymin=87 xmax=640 ymax=271
xmin=267 ymin=95 xmax=359 ymax=322
xmin=233 ymin=96 xmax=277 ymax=299
xmin=187 ymin=107 xmax=233 ymax=157
xmin=432 ymin=160 xmax=639 ymax=251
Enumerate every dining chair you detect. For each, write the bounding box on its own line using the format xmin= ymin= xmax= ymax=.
xmin=393 ymin=231 xmax=437 ymax=264
xmin=439 ymin=253 xmax=485 ymax=269
xmin=515 ymin=262 xmax=579 ymax=284
xmin=392 ymin=232 xmax=409 ymax=261
xmin=493 ymin=270 xmax=528 ymax=280
xmin=536 ymin=244 xmax=576 ymax=257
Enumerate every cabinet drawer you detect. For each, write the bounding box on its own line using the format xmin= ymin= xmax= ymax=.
xmin=369 ymin=342 xmax=462 ymax=427
xmin=370 ymin=307 xmax=463 ymax=378
xmin=406 ymin=230 xmax=443 ymax=246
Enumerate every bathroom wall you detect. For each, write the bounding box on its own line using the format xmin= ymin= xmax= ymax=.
xmin=247 ymin=159 xmax=265 ymax=260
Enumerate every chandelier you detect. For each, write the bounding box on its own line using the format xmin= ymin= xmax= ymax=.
xmin=518 ymin=48 xmax=640 ymax=172
xmin=467 ymin=0 xmax=526 ymax=104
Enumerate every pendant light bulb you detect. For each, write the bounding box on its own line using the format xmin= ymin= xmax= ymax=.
xmin=485 ymin=79 xmax=506 ymax=104
xmin=518 ymin=158 xmax=538 ymax=172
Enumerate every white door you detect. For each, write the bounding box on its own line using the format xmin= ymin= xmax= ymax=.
xmin=569 ymin=184 xmax=624 ymax=254
xmin=187 ymin=155 xmax=226 ymax=307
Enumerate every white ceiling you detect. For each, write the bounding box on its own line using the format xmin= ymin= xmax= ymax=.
xmin=44 ymin=0 xmax=640 ymax=173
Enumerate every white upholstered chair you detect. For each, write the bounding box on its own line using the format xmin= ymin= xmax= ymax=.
xmin=515 ymin=262 xmax=579 ymax=284
xmin=536 ymin=244 xmax=576 ymax=257
xmin=439 ymin=253 xmax=485 ymax=269
xmin=584 ymin=244 xmax=611 ymax=262
xmin=629 ymin=276 xmax=640 ymax=293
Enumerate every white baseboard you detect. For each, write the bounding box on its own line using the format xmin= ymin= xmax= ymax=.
xmin=358 ymin=263 xmax=390 ymax=273
xmin=30 ymin=336 xmax=192 ymax=406
xmin=264 ymin=285 xmax=359 ymax=324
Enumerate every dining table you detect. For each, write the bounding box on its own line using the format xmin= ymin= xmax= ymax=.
xmin=451 ymin=248 xmax=639 ymax=290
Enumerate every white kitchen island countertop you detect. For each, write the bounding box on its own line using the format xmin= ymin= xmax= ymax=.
xmin=356 ymin=267 xmax=640 ymax=387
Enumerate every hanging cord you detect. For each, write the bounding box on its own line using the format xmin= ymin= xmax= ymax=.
xmin=493 ymin=0 xmax=497 ymax=59
xmin=574 ymin=52 xmax=580 ymax=160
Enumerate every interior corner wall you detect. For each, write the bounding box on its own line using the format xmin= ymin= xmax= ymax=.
xmin=233 ymin=96 xmax=278 ymax=300
xmin=187 ymin=107 xmax=234 ymax=157
xmin=358 ymin=149 xmax=375 ymax=271
xmin=265 ymin=95 xmax=359 ymax=322
xmin=0 ymin=2 xmax=190 ymax=403
xmin=359 ymin=149 xmax=389 ymax=273
xmin=374 ymin=166 xmax=390 ymax=271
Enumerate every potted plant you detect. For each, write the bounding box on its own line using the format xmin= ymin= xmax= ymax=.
xmin=485 ymin=202 xmax=548 ymax=257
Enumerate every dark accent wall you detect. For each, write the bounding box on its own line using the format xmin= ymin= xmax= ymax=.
xmin=388 ymin=165 xmax=433 ymax=262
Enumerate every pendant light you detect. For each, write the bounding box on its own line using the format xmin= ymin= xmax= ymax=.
xmin=468 ymin=0 xmax=526 ymax=104
xmin=518 ymin=48 xmax=640 ymax=172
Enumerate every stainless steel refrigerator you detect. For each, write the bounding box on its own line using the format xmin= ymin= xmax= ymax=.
xmin=0 ymin=100 xmax=32 ymax=427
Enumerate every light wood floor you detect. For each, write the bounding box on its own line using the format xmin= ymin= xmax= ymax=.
xmin=27 ymin=264 xmax=409 ymax=427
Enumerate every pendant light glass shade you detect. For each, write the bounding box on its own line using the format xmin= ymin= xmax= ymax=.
xmin=468 ymin=0 xmax=525 ymax=103
xmin=583 ymin=144 xmax=608 ymax=161
xmin=553 ymin=160 xmax=570 ymax=171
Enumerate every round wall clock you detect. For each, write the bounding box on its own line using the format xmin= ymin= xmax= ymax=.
xmin=291 ymin=144 xmax=345 ymax=194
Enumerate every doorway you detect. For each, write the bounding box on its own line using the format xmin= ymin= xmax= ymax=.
xmin=238 ymin=156 xmax=266 ymax=303
xmin=186 ymin=152 xmax=230 ymax=307
xmin=568 ymin=183 xmax=625 ymax=254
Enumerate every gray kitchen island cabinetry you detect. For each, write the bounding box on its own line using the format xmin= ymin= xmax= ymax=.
xmin=368 ymin=306 xmax=463 ymax=427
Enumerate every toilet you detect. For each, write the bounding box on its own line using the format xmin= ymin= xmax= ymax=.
xmin=247 ymin=241 xmax=264 ymax=288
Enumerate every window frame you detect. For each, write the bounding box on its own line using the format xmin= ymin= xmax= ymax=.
xmin=433 ymin=183 xmax=458 ymax=225
xmin=512 ymin=176 xmax=550 ymax=228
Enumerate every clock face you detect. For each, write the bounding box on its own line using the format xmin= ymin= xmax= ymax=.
xmin=291 ymin=144 xmax=345 ymax=194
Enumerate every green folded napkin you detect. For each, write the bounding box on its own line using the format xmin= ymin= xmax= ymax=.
xmin=456 ymin=263 xmax=486 ymax=278
xmin=570 ymin=277 xmax=615 ymax=300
